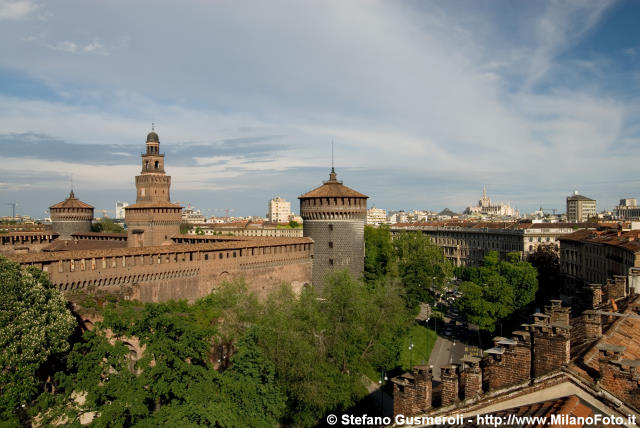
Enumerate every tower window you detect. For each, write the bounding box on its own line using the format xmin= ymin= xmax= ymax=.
xmin=329 ymin=259 xmax=334 ymax=265
xmin=155 ymin=161 xmax=159 ymax=169
xmin=328 ymin=241 xmax=333 ymax=248
xmin=328 ymin=224 xmax=333 ymax=231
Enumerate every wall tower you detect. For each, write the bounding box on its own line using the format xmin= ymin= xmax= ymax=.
xmin=125 ymin=129 xmax=182 ymax=247
xmin=49 ymin=190 xmax=94 ymax=239
xmin=299 ymin=168 xmax=368 ymax=289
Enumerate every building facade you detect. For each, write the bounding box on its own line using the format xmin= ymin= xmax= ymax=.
xmin=366 ymin=207 xmax=388 ymax=226
xmin=559 ymin=227 xmax=640 ymax=290
xmin=267 ymin=196 xmax=291 ymax=223
xmin=615 ymin=198 xmax=640 ymax=220
xmin=566 ymin=192 xmax=596 ymax=223
xmin=115 ymin=201 xmax=129 ymax=219
xmin=49 ymin=190 xmax=94 ymax=239
xmin=125 ymin=130 xmax=182 ymax=247
xmin=392 ymin=221 xmax=592 ymax=266
xmin=299 ymin=169 xmax=368 ymax=289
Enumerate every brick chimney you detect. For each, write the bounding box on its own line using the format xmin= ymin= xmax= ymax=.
xmin=597 ymin=344 xmax=640 ymax=409
xmin=413 ymin=364 xmax=433 ymax=413
xmin=545 ymin=299 xmax=570 ymax=325
xmin=440 ymin=364 xmax=459 ymax=407
xmin=459 ymin=356 xmax=482 ymax=401
xmin=483 ymin=335 xmax=531 ymax=392
xmin=587 ymin=284 xmax=602 ymax=309
xmin=391 ymin=365 xmax=432 ymax=417
xmin=528 ymin=314 xmax=570 ymax=377
xmin=583 ymin=310 xmax=602 ymax=340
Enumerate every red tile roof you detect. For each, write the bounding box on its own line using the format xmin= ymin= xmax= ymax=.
xmin=49 ymin=191 xmax=94 ymax=210
xmin=299 ymin=171 xmax=368 ymax=199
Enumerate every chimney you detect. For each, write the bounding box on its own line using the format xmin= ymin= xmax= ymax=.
xmin=483 ymin=335 xmax=531 ymax=392
xmin=459 ymin=357 xmax=482 ymax=401
xmin=587 ymin=284 xmax=602 ymax=309
xmin=583 ymin=310 xmax=602 ymax=340
xmin=440 ymin=364 xmax=459 ymax=407
xmin=545 ymin=299 xmax=570 ymax=325
xmin=413 ymin=365 xmax=432 ymax=413
xmin=596 ymin=344 xmax=640 ymax=409
xmin=528 ymin=319 xmax=570 ymax=377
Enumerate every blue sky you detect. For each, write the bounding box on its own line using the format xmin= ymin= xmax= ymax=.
xmin=1 ymin=0 xmax=639 ymax=218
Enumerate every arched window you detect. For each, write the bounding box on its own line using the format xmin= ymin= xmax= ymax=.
xmin=155 ymin=161 xmax=159 ymax=169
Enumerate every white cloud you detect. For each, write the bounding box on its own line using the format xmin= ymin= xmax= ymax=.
xmin=0 ymin=1 xmax=635 ymax=215
xmin=0 ymin=0 xmax=36 ymax=20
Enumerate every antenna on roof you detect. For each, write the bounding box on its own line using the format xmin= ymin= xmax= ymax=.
xmin=331 ymin=140 xmax=335 ymax=173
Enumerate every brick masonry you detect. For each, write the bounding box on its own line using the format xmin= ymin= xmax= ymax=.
xmin=10 ymin=238 xmax=313 ymax=302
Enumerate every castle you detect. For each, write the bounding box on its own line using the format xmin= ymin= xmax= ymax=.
xmin=4 ymin=129 xmax=368 ymax=300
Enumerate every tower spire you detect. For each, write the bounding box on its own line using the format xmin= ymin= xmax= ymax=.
xmin=331 ymin=140 xmax=335 ymax=173
xmin=328 ymin=141 xmax=338 ymax=182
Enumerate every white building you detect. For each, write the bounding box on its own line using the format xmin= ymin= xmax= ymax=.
xmin=267 ymin=196 xmax=291 ymax=223
xmin=182 ymin=206 xmax=206 ymax=224
xmin=115 ymin=201 xmax=129 ymax=219
xmin=464 ymin=186 xmax=519 ymax=218
xmin=366 ymin=208 xmax=388 ymax=226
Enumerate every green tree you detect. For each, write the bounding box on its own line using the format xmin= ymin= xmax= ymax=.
xmin=0 ymin=257 xmax=76 ymax=425
xmin=456 ymin=251 xmax=537 ymax=332
xmin=364 ymin=225 xmax=396 ymax=283
xmin=288 ymin=220 xmax=300 ymax=228
xmin=179 ymin=223 xmax=193 ymax=234
xmin=392 ymin=231 xmax=454 ymax=310
xmin=91 ymin=218 xmax=126 ymax=233
xmin=527 ymin=244 xmax=561 ymax=303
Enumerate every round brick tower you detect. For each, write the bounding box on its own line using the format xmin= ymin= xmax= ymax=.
xmin=49 ymin=190 xmax=94 ymax=239
xmin=299 ymin=168 xmax=368 ymax=289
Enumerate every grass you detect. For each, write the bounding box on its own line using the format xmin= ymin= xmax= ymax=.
xmin=398 ymin=323 xmax=437 ymax=371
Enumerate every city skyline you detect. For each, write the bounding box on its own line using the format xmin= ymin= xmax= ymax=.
xmin=1 ymin=1 xmax=640 ymax=217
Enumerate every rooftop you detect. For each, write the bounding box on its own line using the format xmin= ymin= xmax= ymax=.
xmin=299 ymin=170 xmax=368 ymax=199
xmin=49 ymin=190 xmax=94 ymax=210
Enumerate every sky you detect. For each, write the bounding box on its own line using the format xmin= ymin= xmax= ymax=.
xmin=1 ymin=0 xmax=639 ymax=219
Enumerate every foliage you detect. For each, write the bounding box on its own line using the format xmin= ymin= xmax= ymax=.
xmin=288 ymin=220 xmax=300 ymax=228
xmin=91 ymin=218 xmax=126 ymax=233
xmin=179 ymin=223 xmax=193 ymax=234
xmin=364 ymin=225 xmax=396 ymax=283
xmin=392 ymin=231 xmax=454 ymax=310
xmin=252 ymin=273 xmax=410 ymax=426
xmin=32 ymin=276 xmax=409 ymax=427
xmin=195 ymin=227 xmax=205 ymax=235
xmin=455 ymin=251 xmax=538 ymax=332
xmin=526 ymin=244 xmax=561 ymax=303
xmin=0 ymin=257 xmax=76 ymax=425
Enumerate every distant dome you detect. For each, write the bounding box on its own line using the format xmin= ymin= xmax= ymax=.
xmin=146 ymin=131 xmax=159 ymax=143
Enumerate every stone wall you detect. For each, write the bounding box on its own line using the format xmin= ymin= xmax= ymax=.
xmin=303 ymin=219 xmax=364 ymax=290
xmin=0 ymin=232 xmax=58 ymax=256
xmin=9 ymin=238 xmax=313 ymax=302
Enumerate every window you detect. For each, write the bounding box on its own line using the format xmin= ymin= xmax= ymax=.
xmin=155 ymin=161 xmax=159 ymax=169
xmin=328 ymin=241 xmax=333 ymax=248
xmin=329 ymin=259 xmax=334 ymax=265
xmin=328 ymin=224 xmax=333 ymax=231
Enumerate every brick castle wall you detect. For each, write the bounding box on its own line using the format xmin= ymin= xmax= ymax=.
xmin=10 ymin=238 xmax=313 ymax=302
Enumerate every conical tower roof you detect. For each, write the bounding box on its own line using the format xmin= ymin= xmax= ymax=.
xmin=299 ymin=170 xmax=368 ymax=199
xmin=49 ymin=190 xmax=94 ymax=209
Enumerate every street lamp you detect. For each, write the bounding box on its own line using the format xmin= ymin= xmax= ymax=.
xmin=409 ymin=339 xmax=414 ymax=370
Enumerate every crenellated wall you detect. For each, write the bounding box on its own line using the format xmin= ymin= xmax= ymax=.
xmin=9 ymin=237 xmax=313 ymax=302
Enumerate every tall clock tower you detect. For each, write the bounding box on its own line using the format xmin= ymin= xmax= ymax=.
xmin=125 ymin=129 xmax=182 ymax=247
